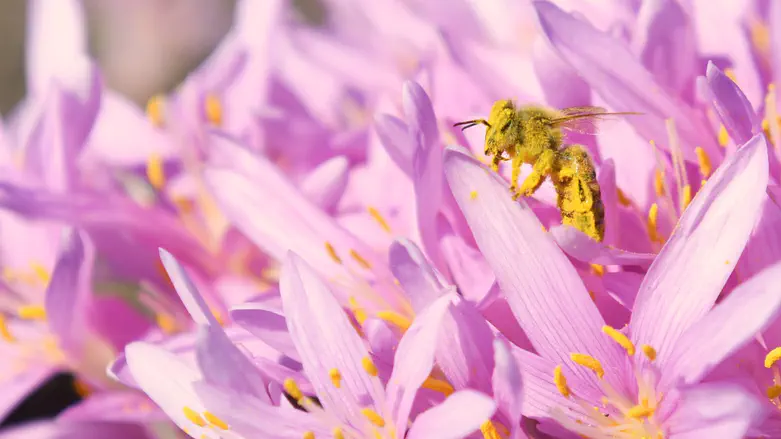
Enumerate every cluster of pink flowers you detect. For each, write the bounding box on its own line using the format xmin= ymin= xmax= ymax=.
xmin=2 ymin=0 xmax=781 ymax=438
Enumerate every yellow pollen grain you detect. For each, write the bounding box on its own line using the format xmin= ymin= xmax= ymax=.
xmin=30 ymin=262 xmax=51 ymax=284
xmin=570 ymin=353 xmax=604 ymax=379
xmin=333 ymin=427 xmax=345 ymax=439
xmin=73 ymin=378 xmax=91 ymax=397
xmin=701 ymin=179 xmax=708 ymax=188
xmin=470 ymin=190 xmax=478 ymax=200
xmin=155 ymin=313 xmax=178 ymax=335
xmin=367 ymin=206 xmax=391 ymax=233
xmin=616 ymin=188 xmax=632 ymax=206
xmin=641 ymin=344 xmax=657 ymax=361
xmin=324 ymin=242 xmax=342 ymax=264
xmin=204 ymin=94 xmax=223 ymax=126
xmin=602 ymin=325 xmax=635 ymax=355
xmin=590 ymin=264 xmax=605 ymax=277
xmin=182 ymin=406 xmax=207 ymax=427
xmin=724 ymin=68 xmax=737 ymax=82
xmin=647 ymin=203 xmax=660 ymax=243
xmin=0 ymin=314 xmax=14 ymax=342
xmin=348 ymin=297 xmax=367 ymax=325
xmin=626 ymin=404 xmax=655 ymax=419
xmin=768 ymin=385 xmax=781 ymax=399
xmin=146 ymin=153 xmax=165 ymax=190
xmin=362 ymin=356 xmax=379 ymax=377
xmin=553 ymin=365 xmax=571 ymax=398
xmin=303 ymin=432 xmax=315 ymax=439
xmin=764 ymin=347 xmax=781 ymax=368
xmin=350 ymin=250 xmax=372 ymax=270
xmin=694 ymin=146 xmax=712 ymax=178
xmin=361 ymin=408 xmax=386 ymax=427
xmin=329 ymin=368 xmax=342 ymax=388
xmin=203 ymin=411 xmax=229 ymax=430
xmin=146 ymin=94 xmax=165 ymax=127
xmin=17 ymin=305 xmax=46 ymax=321
xmin=480 ymin=420 xmax=502 ymax=439
xmin=653 ymin=169 xmax=665 ymax=196
xmin=283 ymin=378 xmax=304 ymax=401
xmin=681 ymin=185 xmax=692 ymax=211
xmin=717 ymin=125 xmax=730 ymax=147
xmin=376 ymin=310 xmax=412 ymax=331
xmin=422 ymin=376 xmax=455 ymax=396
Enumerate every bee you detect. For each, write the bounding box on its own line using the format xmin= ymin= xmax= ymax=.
xmin=454 ymin=100 xmax=639 ymax=242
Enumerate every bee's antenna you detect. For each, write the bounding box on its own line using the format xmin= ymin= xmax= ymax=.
xmin=453 ymin=119 xmax=490 ymax=131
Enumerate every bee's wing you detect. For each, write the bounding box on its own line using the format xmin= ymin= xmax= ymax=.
xmin=551 ymin=107 xmax=642 ymax=135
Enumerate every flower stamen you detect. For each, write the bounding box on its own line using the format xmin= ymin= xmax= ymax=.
xmin=570 ymin=353 xmax=604 ymax=379
xmin=602 ymin=325 xmax=635 ymax=355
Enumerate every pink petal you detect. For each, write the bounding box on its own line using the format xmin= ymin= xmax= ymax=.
xmin=406 ymin=390 xmax=496 ymax=439
xmin=386 ymin=294 xmax=453 ymax=435
xmin=158 ymin=249 xmax=218 ymax=326
xmin=662 ymin=262 xmax=781 ymax=388
xmin=492 ymin=339 xmax=523 ymax=433
xmin=666 ymin=383 xmax=765 ymax=439
xmin=443 ymin=146 xmax=625 ymax=385
xmin=44 ymin=229 xmax=93 ymax=356
xmin=550 ymin=225 xmax=655 ymax=267
xmin=630 ymin=134 xmax=769 ymax=364
xmin=280 ymin=252 xmax=384 ymax=424
xmin=300 ymin=156 xmax=350 ymax=212
xmin=388 ymin=239 xmax=446 ymax=311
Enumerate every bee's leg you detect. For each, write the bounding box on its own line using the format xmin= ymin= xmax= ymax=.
xmin=515 ymin=149 xmax=556 ymax=199
xmin=509 ymin=154 xmax=522 ymax=194
xmin=490 ymin=155 xmax=501 ymax=173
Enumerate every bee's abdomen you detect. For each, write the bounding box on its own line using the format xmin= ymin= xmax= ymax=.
xmin=554 ymin=145 xmax=605 ymax=242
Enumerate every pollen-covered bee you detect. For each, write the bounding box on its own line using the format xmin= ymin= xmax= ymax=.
xmin=455 ymin=100 xmax=639 ymax=242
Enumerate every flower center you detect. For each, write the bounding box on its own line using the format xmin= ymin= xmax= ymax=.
xmin=550 ymin=325 xmax=665 ymax=439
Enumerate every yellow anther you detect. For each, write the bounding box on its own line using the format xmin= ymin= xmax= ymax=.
xmin=751 ymin=20 xmax=771 ymax=54
xmin=376 ymin=310 xmax=412 ymax=332
xmin=681 ymin=184 xmax=692 ymax=211
xmin=701 ymin=179 xmax=708 ymax=188
xmin=470 ymin=190 xmax=478 ymax=200
xmin=204 ymin=94 xmax=223 ymax=126
xmin=333 ymin=427 xmax=345 ymax=439
xmin=764 ymin=347 xmax=781 ymax=368
xmin=421 ymin=376 xmax=455 ymax=396
xmin=182 ymin=406 xmax=207 ymax=427
xmin=146 ymin=94 xmax=166 ymax=127
xmin=0 ymin=315 xmax=14 ymax=342
xmin=362 ymin=356 xmax=378 ymax=377
xmin=361 ymin=408 xmax=386 ymax=427
xmin=283 ymin=378 xmax=304 ymax=401
xmin=329 ymin=368 xmax=342 ymax=388
xmin=602 ymin=325 xmax=635 ymax=356
xmin=647 ymin=203 xmax=660 ymax=243
xmin=17 ymin=305 xmax=46 ymax=321
xmin=348 ymin=297 xmax=367 ymax=325
xmin=694 ymin=146 xmax=712 ymax=178
xmin=480 ymin=420 xmax=502 ymax=439
xmin=626 ymin=404 xmax=655 ymax=419
xmin=641 ymin=344 xmax=657 ymax=361
xmin=30 ymin=262 xmax=51 ymax=284
xmin=73 ymin=378 xmax=91 ymax=397
xmin=616 ymin=188 xmax=632 ymax=206
xmin=367 ymin=206 xmax=391 ymax=233
xmin=590 ymin=264 xmax=605 ymax=277
xmin=203 ymin=411 xmax=229 ymax=430
xmin=768 ymin=385 xmax=781 ymax=399
xmin=724 ymin=68 xmax=737 ymax=82
xmin=209 ymin=306 xmax=226 ymax=327
xmin=653 ymin=169 xmax=666 ymax=196
xmin=553 ymin=365 xmax=571 ymax=398
xmin=155 ymin=313 xmax=178 ymax=335
xmin=146 ymin=153 xmax=165 ymax=190
xmin=763 ymin=118 xmax=771 ymax=133
xmin=350 ymin=250 xmax=372 ymax=270
xmin=303 ymin=432 xmax=315 ymax=439
xmin=324 ymin=242 xmax=342 ymax=264
xmin=718 ymin=125 xmax=729 ymax=147
xmin=570 ymin=353 xmax=604 ymax=379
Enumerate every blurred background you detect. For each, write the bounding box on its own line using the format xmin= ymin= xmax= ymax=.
xmin=0 ymin=0 xmax=324 ymax=114
xmin=0 ymin=0 xmax=322 ymax=429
